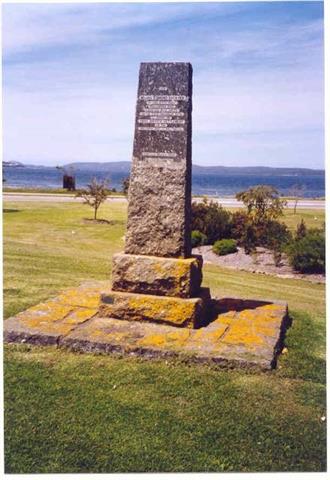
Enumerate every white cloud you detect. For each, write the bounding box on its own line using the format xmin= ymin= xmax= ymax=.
xmin=194 ymin=66 xmax=324 ymax=136
xmin=2 ymin=2 xmax=324 ymax=168
xmin=2 ymin=3 xmax=247 ymax=56
xmin=3 ymin=85 xmax=136 ymax=163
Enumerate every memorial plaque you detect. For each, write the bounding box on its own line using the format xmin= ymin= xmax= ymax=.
xmin=125 ymin=62 xmax=192 ymax=258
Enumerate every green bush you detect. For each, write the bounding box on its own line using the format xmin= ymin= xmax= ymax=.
xmin=192 ymin=199 xmax=232 ymax=244
xmin=231 ymin=214 xmax=292 ymax=255
xmin=212 ymin=239 xmax=238 ymax=256
xmin=191 ymin=230 xmax=207 ymax=248
xmin=258 ymin=220 xmax=292 ymax=249
xmin=230 ymin=211 xmax=250 ymax=244
xmin=288 ymin=229 xmax=325 ymax=273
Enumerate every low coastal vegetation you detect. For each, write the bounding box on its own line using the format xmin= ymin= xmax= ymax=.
xmin=192 ymin=186 xmax=325 ymax=274
xmin=3 ymin=198 xmax=326 ymax=472
xmin=212 ymin=238 xmax=238 ymax=256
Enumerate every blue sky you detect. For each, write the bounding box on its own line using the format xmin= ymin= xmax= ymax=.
xmin=2 ymin=1 xmax=324 ymax=168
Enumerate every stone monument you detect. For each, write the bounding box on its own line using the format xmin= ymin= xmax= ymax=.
xmin=4 ymin=61 xmax=290 ymax=371
xmin=100 ymin=62 xmax=210 ymax=328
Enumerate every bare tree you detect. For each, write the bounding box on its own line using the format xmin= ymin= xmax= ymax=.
xmin=121 ymin=176 xmax=130 ymax=196
xmin=289 ymin=183 xmax=305 ymax=214
xmin=76 ymin=178 xmax=109 ymax=220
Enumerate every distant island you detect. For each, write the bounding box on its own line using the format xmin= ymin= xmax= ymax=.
xmin=3 ymin=161 xmax=25 ymax=168
xmin=3 ymin=160 xmax=325 ymax=197
xmin=61 ymin=161 xmax=324 ymax=177
xmin=3 ymin=160 xmax=324 ymax=177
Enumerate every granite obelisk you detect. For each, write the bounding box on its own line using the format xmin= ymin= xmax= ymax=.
xmin=100 ymin=62 xmax=210 ymax=328
xmin=125 ymin=62 xmax=192 ymax=258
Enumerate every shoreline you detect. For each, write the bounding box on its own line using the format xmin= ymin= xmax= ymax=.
xmin=2 ymin=187 xmax=325 ymax=201
xmin=3 ymin=190 xmax=325 ymax=209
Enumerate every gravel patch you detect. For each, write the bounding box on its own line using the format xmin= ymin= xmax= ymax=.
xmin=193 ymin=246 xmax=325 ymax=284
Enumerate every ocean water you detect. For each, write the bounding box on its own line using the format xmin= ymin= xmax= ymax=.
xmin=3 ymin=165 xmax=325 ymax=198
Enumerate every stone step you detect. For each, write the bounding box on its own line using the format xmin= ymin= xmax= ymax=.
xmin=112 ymin=252 xmax=202 ymax=298
xmin=99 ymin=287 xmax=211 ymax=329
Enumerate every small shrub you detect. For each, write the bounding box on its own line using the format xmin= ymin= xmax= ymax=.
xmin=230 ymin=210 xmax=291 ymax=256
xmin=288 ymin=229 xmax=325 ymax=273
xmin=191 ymin=230 xmax=207 ymax=248
xmin=256 ymin=220 xmax=292 ymax=249
xmin=75 ymin=178 xmax=109 ymax=220
xmin=192 ymin=199 xmax=232 ymax=244
xmin=213 ymin=239 xmax=238 ymax=256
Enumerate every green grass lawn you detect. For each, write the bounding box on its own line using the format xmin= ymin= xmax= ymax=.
xmin=4 ymin=187 xmax=125 ymax=196
xmin=3 ymin=201 xmax=326 ymax=473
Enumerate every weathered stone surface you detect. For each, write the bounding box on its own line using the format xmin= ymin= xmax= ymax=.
xmin=112 ymin=252 xmax=202 ymax=298
xmin=4 ymin=302 xmax=98 ymax=344
xmin=99 ymin=288 xmax=210 ymax=329
xmin=3 ymin=283 xmax=101 ymax=345
xmin=125 ymin=62 xmax=192 ymax=258
xmin=4 ymin=283 xmax=290 ymax=370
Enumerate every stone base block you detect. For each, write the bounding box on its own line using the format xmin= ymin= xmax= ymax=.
xmin=112 ymin=253 xmax=202 ymax=298
xmin=99 ymin=288 xmax=210 ymax=328
xmin=4 ymin=282 xmax=291 ymax=370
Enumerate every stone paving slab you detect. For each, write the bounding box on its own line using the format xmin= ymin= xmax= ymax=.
xmin=3 ymin=282 xmax=290 ymax=370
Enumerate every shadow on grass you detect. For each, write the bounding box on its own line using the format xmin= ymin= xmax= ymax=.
xmin=3 ymin=209 xmax=20 ymax=213
xmin=278 ymin=310 xmax=326 ymax=384
xmin=82 ymin=218 xmax=124 ymax=225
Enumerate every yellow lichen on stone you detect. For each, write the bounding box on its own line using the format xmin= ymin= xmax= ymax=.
xmin=214 ymin=314 xmax=236 ymax=325
xmin=173 ymin=258 xmax=195 ymax=278
xmin=193 ymin=324 xmax=228 ymax=344
xmin=237 ymin=310 xmax=257 ymax=322
xmin=23 ymin=318 xmax=73 ymax=335
xmin=164 ymin=329 xmax=191 ymax=346
xmin=56 ymin=288 xmax=101 ymax=308
xmin=138 ymin=329 xmax=191 ymax=349
xmin=41 ymin=323 xmax=74 ymax=335
xmin=258 ymin=304 xmax=286 ymax=315
xmin=127 ymin=295 xmax=198 ymax=326
xmin=152 ymin=257 xmax=191 ymax=276
xmin=252 ymin=324 xmax=278 ymax=337
xmin=64 ymin=308 xmax=98 ymax=325
xmin=138 ymin=334 xmax=167 ymax=347
xmin=98 ymin=304 xmax=114 ymax=318
xmin=223 ymin=321 xmax=265 ymax=346
xmin=89 ymin=329 xmax=105 ymax=337
xmin=20 ymin=302 xmax=73 ymax=325
xmin=252 ymin=314 xmax=281 ymax=327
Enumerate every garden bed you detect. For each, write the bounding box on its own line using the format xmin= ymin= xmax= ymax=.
xmin=193 ymin=246 xmax=325 ymax=283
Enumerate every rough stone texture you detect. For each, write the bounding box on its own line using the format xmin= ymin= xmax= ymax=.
xmin=3 ymin=284 xmax=101 ymax=345
xmin=125 ymin=62 xmax=192 ymax=258
xmin=99 ymin=288 xmax=211 ymax=329
xmin=3 ymin=283 xmax=290 ymax=370
xmin=112 ymin=252 xmax=202 ymax=298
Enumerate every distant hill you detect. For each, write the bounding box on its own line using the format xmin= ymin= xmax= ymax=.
xmin=64 ymin=161 xmax=130 ymax=173
xmin=63 ymin=161 xmax=324 ymax=177
xmin=3 ymin=161 xmax=25 ymax=167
